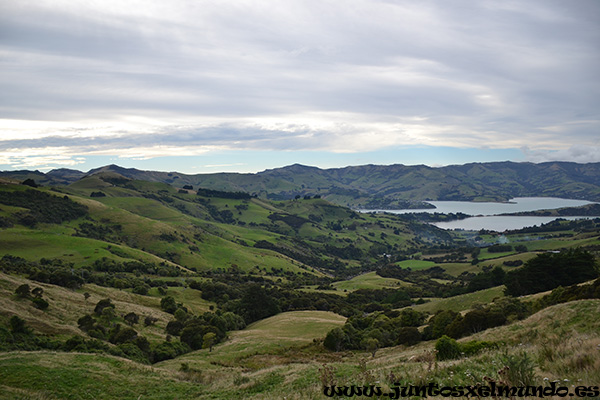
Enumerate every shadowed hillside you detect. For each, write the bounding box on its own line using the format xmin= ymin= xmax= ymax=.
xmin=3 ymin=161 xmax=600 ymax=207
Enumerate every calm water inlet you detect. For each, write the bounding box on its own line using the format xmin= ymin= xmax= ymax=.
xmin=361 ymin=197 xmax=598 ymax=232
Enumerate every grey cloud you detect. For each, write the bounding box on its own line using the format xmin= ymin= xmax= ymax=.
xmin=0 ymin=0 xmax=598 ymax=159
xmin=0 ymin=124 xmax=330 ymax=152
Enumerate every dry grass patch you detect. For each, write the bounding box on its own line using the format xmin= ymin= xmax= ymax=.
xmin=0 ymin=272 xmax=173 ymax=340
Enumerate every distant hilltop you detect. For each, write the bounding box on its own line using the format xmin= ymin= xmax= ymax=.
xmin=2 ymin=161 xmax=600 ymax=208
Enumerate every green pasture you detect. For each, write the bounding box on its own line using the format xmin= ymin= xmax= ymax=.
xmin=332 ymin=271 xmax=409 ymax=292
xmin=412 ymin=285 xmax=506 ymax=313
xmin=0 ymin=228 xmax=160 ymax=265
xmin=0 ymin=352 xmax=203 ymax=400
xmin=437 ymin=262 xmax=482 ymax=276
xmin=394 ymin=259 xmax=436 ymax=270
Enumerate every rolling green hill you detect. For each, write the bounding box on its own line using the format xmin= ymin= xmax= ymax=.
xmin=1 ymin=169 xmax=599 ymax=399
xmin=0 ymin=174 xmax=453 ymax=277
xmin=3 ymin=161 xmax=600 ymax=207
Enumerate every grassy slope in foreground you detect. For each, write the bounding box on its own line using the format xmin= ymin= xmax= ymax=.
xmin=160 ymin=310 xmax=345 ymax=366
xmin=1 ymin=300 xmax=598 ymax=399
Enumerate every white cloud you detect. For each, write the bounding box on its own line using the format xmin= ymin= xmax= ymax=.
xmin=522 ymin=145 xmax=600 ymax=164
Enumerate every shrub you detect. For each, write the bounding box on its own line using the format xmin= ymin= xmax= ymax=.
xmin=109 ymin=325 xmax=138 ymax=344
xmin=160 ymin=296 xmax=177 ymax=314
xmin=31 ymin=287 xmax=44 ymax=298
xmin=324 ymin=327 xmax=346 ymax=351
xmin=94 ymin=298 xmax=115 ymax=315
xmin=435 ymin=335 xmax=461 ymax=360
xmin=32 ymin=297 xmax=49 ymax=310
xmin=77 ymin=314 xmax=95 ymax=332
xmin=15 ymin=284 xmax=30 ymax=298
xmin=9 ymin=316 xmax=28 ymax=334
xmin=396 ymin=327 xmax=421 ymax=346
xmin=460 ymin=340 xmax=496 ymax=356
xmin=500 ymin=351 xmax=536 ymax=386
xmin=124 ymin=312 xmax=139 ymax=326
xmin=132 ymin=284 xmax=150 ymax=295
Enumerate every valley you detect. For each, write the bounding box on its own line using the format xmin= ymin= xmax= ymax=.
xmin=0 ymin=164 xmax=599 ymax=399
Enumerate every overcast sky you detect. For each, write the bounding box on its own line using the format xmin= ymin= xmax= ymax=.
xmin=1 ymin=0 xmax=599 ymax=173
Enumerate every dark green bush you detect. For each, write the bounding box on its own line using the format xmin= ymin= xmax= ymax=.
xmin=435 ymin=335 xmax=461 ymax=360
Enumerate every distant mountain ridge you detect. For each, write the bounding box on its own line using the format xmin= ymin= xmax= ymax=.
xmin=2 ymin=161 xmax=600 ymax=207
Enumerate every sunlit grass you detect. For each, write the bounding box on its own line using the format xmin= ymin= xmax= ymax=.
xmin=412 ymin=286 xmax=506 ymax=313
xmin=332 ymin=271 xmax=409 ymax=292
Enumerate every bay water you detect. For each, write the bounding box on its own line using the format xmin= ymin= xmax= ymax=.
xmin=361 ymin=197 xmax=597 ymax=232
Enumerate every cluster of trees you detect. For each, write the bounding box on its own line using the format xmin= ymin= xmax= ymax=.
xmin=14 ymin=284 xmax=49 ymax=310
xmin=324 ymin=274 xmax=600 ymax=356
xmin=513 ymin=218 xmax=600 ymax=234
xmin=0 ymin=316 xmax=80 ymax=352
xmin=323 ymin=296 xmax=529 ymax=354
xmin=253 ymin=240 xmax=344 ymax=272
xmin=324 ymin=309 xmax=425 ymax=353
xmin=377 ymin=248 xmax=598 ymax=299
xmin=196 ymin=188 xmax=252 ymax=200
xmin=432 ymin=278 xmax=600 ymax=360
xmin=74 ymin=222 xmax=123 ymax=242
xmin=504 ymin=248 xmax=599 ymax=296
xmin=461 ymin=266 xmax=506 ymax=293
xmin=0 ymin=255 xmax=184 ymax=293
xmin=267 ymin=213 xmax=311 ymax=230
xmin=487 ymin=244 xmax=513 ymax=253
xmin=189 ymin=273 xmax=420 ymax=322
xmin=90 ymin=257 xmax=183 ymax=277
xmin=162 ymin=303 xmax=245 ymax=352
xmin=376 ymin=265 xmax=473 ymax=298
xmin=532 ymin=277 xmax=600 ymax=311
xmin=424 ymin=297 xmax=529 ymax=340
xmin=1 ymin=310 xmax=182 ymax=364
xmin=397 ymin=212 xmax=469 ymax=223
xmin=0 ymin=256 xmax=84 ymax=289
xmin=434 ymin=335 xmax=496 ymax=360
xmin=0 ymin=188 xmax=88 ymax=227
xmin=77 ymin=298 xmax=188 ymax=363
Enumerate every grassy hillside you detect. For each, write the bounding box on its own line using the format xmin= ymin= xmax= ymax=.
xmin=157 ymin=310 xmax=346 ymax=371
xmin=1 ymin=299 xmax=598 ymax=399
xmin=0 ymin=176 xmax=456 ymax=278
xmin=412 ymin=285 xmax=506 ymax=313
xmin=82 ymin=161 xmax=600 ymax=205
xmin=4 ymin=161 xmax=600 ymax=207
xmin=0 ymin=271 xmax=183 ymax=341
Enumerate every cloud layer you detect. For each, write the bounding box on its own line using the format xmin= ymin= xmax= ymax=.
xmin=1 ymin=0 xmax=599 ymax=169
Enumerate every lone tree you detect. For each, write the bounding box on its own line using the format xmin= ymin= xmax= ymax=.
xmin=124 ymin=312 xmax=139 ymax=326
xmin=10 ymin=316 xmax=28 ymax=334
xmin=31 ymin=287 xmax=44 ymax=298
xmin=160 ymin=296 xmax=178 ymax=314
xmin=15 ymin=284 xmax=31 ymax=298
xmin=94 ymin=298 xmax=115 ymax=315
xmin=363 ymin=338 xmax=379 ymax=358
xmin=203 ymin=332 xmax=217 ymax=352
xmin=323 ymin=327 xmax=345 ymax=352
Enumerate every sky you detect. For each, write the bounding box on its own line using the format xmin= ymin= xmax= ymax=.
xmin=1 ymin=0 xmax=599 ymax=174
